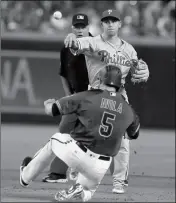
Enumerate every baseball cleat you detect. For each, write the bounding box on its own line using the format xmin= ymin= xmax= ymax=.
xmin=42 ymin=173 xmax=68 ymax=183
xmin=112 ymin=185 xmax=125 ymax=194
xmin=123 ymin=180 xmax=128 ymax=187
xmin=55 ymin=183 xmax=83 ymax=201
xmin=20 ymin=156 xmax=32 ymax=187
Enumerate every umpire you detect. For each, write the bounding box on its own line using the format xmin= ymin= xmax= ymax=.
xmin=42 ymin=13 xmax=93 ymax=183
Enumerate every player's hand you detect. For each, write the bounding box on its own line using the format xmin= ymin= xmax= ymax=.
xmin=44 ymin=99 xmax=56 ymax=106
xmin=131 ymin=59 xmax=149 ymax=83
xmin=64 ymin=33 xmax=78 ymax=49
xmin=44 ymin=99 xmax=56 ymax=116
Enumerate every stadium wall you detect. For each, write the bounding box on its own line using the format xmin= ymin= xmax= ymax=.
xmin=1 ymin=33 xmax=175 ymax=128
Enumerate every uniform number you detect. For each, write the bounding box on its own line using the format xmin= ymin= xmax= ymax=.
xmin=99 ymin=111 xmax=116 ymax=138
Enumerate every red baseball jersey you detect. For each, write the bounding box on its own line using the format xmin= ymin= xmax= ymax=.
xmin=56 ymin=89 xmax=136 ymax=156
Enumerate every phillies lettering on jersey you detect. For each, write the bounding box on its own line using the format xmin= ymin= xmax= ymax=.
xmin=98 ymin=50 xmax=131 ymax=67
xmin=74 ymin=35 xmax=138 ymax=88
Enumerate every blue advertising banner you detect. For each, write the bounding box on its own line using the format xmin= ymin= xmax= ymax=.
xmin=1 ymin=50 xmax=65 ymax=114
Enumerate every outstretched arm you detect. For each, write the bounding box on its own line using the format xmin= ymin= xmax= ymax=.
xmin=64 ymin=33 xmax=79 ymax=50
xmin=64 ymin=33 xmax=97 ymax=55
xmin=44 ymin=95 xmax=80 ymax=117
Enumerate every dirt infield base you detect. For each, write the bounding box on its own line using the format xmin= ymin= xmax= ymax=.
xmin=1 ymin=124 xmax=175 ymax=202
xmin=1 ymin=170 xmax=175 ymax=202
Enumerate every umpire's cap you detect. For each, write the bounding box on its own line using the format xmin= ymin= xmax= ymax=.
xmin=101 ymin=9 xmax=121 ymax=21
xmin=100 ymin=65 xmax=122 ymax=90
xmin=72 ymin=14 xmax=89 ymax=26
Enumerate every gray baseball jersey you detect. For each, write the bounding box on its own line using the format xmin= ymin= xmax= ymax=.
xmin=72 ymin=35 xmax=138 ymax=89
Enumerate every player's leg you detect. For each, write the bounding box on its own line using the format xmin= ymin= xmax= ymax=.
xmin=55 ymin=171 xmax=104 ymax=202
xmin=43 ymin=114 xmax=77 ymax=183
xmin=20 ymin=140 xmax=56 ymax=186
xmin=110 ymin=136 xmax=130 ymax=194
xmin=20 ymin=132 xmax=74 ymax=186
xmin=111 ymin=87 xmax=130 ymax=192
xmin=55 ymin=153 xmax=112 ymax=202
xmin=76 ymin=156 xmax=112 ymax=201
xmin=75 ymin=173 xmax=99 ymax=201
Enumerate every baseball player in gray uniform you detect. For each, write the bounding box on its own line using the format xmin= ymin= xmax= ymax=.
xmin=64 ymin=9 xmax=149 ymax=193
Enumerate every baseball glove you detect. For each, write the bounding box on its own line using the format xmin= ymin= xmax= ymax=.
xmin=130 ymin=59 xmax=149 ymax=83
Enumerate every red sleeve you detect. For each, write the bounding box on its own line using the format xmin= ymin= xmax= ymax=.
xmin=55 ymin=94 xmax=80 ymax=115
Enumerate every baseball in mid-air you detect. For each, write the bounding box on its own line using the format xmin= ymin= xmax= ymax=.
xmin=53 ymin=11 xmax=62 ymax=20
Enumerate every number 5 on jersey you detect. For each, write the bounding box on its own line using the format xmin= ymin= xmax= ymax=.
xmin=99 ymin=111 xmax=116 ymax=138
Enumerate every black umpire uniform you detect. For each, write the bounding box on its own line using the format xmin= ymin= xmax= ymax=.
xmin=59 ymin=45 xmax=90 ymax=93
xmin=43 ymin=15 xmax=93 ymax=182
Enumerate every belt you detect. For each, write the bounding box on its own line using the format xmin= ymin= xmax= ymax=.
xmin=76 ymin=142 xmax=110 ymax=161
